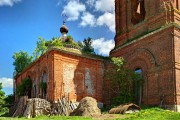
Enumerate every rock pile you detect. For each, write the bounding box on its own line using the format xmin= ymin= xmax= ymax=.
xmin=23 ymin=98 xmax=51 ymax=118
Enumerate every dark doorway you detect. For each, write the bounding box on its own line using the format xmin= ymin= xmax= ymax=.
xmin=134 ymin=68 xmax=143 ymax=105
xmin=27 ymin=76 xmax=32 ymax=98
xmin=33 ymin=79 xmax=36 ymax=98
xmin=42 ymin=72 xmax=47 ymax=99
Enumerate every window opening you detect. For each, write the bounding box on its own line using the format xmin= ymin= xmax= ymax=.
xmin=131 ymin=0 xmax=146 ymax=25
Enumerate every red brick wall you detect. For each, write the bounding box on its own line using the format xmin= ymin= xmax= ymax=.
xmin=114 ymin=0 xmax=179 ymax=47
xmin=53 ymin=50 xmax=104 ymax=102
xmin=109 ymin=0 xmax=180 ymax=107
xmin=15 ymin=51 xmax=54 ymax=101
xmin=15 ymin=49 xmax=104 ymax=103
xmin=110 ymin=26 xmax=177 ymax=105
xmin=175 ymin=27 xmax=180 ymax=105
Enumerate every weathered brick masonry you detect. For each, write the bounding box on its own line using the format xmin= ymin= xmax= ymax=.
xmin=15 ymin=48 xmax=104 ymax=103
xmin=108 ymin=0 xmax=180 ymax=111
xmin=15 ymin=0 xmax=180 ymax=111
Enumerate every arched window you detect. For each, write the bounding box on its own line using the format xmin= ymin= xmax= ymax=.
xmin=33 ymin=78 xmax=36 ymax=98
xmin=135 ymin=68 xmax=142 ymax=74
xmin=134 ymin=68 xmax=143 ymax=105
xmin=43 ymin=72 xmax=47 ymax=83
xmin=131 ymin=0 xmax=146 ymax=25
xmin=41 ymin=71 xmax=47 ymax=99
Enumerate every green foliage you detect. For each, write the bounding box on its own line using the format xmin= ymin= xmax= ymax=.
xmin=111 ymin=57 xmax=124 ymax=70
xmin=4 ymin=94 xmax=14 ymax=105
xmin=40 ymin=81 xmax=47 ymax=91
xmin=77 ymin=41 xmax=83 ymax=48
xmin=12 ymin=51 xmax=33 ymax=76
xmin=33 ymin=36 xmax=80 ymax=59
xmin=105 ymin=57 xmax=142 ymax=107
xmin=1 ymin=107 xmax=180 ymax=119
xmin=50 ymin=39 xmax=63 ymax=48
xmin=0 ymin=83 xmax=6 ymax=113
xmin=81 ymin=37 xmax=95 ymax=54
xmin=124 ymin=107 xmax=180 ymax=120
xmin=66 ymin=35 xmax=74 ymax=43
xmin=62 ymin=41 xmax=80 ymax=49
xmin=33 ymin=37 xmax=48 ymax=59
xmin=16 ymin=78 xmax=32 ymax=96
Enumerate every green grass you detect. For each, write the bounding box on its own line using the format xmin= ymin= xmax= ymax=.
xmin=1 ymin=107 xmax=180 ymax=120
xmin=122 ymin=107 xmax=180 ymax=120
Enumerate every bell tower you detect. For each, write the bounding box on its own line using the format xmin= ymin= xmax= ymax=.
xmin=110 ymin=0 xmax=180 ymax=111
xmin=113 ymin=0 xmax=180 ymax=48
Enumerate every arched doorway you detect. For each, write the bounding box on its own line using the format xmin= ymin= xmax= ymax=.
xmin=134 ymin=68 xmax=143 ymax=105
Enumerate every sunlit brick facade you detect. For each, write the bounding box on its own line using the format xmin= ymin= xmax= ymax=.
xmin=108 ymin=0 xmax=180 ymax=111
xmin=15 ymin=48 xmax=104 ymax=103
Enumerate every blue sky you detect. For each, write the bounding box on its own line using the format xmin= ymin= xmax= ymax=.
xmin=0 ymin=0 xmax=115 ymax=95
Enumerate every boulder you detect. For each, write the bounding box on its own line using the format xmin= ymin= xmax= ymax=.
xmin=70 ymin=97 xmax=101 ymax=116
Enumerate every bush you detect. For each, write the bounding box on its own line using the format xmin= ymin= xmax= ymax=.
xmin=105 ymin=57 xmax=143 ymax=107
xmin=16 ymin=78 xmax=32 ymax=96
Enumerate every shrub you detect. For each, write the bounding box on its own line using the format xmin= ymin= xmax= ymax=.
xmin=16 ymin=78 xmax=32 ymax=96
xmin=105 ymin=57 xmax=143 ymax=107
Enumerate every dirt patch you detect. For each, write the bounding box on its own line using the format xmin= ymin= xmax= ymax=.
xmin=70 ymin=97 xmax=101 ymax=117
xmin=91 ymin=114 xmax=126 ymax=120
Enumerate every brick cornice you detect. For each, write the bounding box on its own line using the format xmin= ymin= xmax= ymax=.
xmin=15 ymin=47 xmax=106 ymax=79
xmin=111 ymin=23 xmax=179 ymax=54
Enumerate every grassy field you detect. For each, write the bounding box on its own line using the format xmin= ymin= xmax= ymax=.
xmin=1 ymin=107 xmax=180 ymax=120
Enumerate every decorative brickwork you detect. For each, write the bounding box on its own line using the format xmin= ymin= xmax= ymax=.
xmin=109 ymin=0 xmax=180 ymax=111
xmin=15 ymin=0 xmax=180 ymax=111
xmin=15 ymin=49 xmax=104 ymax=103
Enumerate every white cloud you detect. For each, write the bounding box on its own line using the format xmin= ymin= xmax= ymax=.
xmin=0 ymin=0 xmax=22 ymax=6
xmin=95 ymin=0 xmax=114 ymax=13
xmin=62 ymin=0 xmax=86 ymax=21
xmin=86 ymin=0 xmax=95 ymax=6
xmin=92 ymin=38 xmax=115 ymax=56
xmin=97 ymin=12 xmax=115 ymax=33
xmin=0 ymin=77 xmax=13 ymax=88
xmin=80 ymin=12 xmax=96 ymax=27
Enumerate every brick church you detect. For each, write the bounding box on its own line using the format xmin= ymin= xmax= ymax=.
xmin=15 ymin=0 xmax=180 ymax=111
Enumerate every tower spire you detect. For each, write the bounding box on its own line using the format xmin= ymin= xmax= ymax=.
xmin=60 ymin=14 xmax=68 ymax=42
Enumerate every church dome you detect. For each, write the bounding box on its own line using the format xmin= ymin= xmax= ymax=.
xmin=60 ymin=22 xmax=68 ymax=34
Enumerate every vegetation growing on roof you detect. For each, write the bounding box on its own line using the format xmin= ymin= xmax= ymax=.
xmin=12 ymin=35 xmax=109 ymax=77
xmin=33 ymin=36 xmax=80 ymax=59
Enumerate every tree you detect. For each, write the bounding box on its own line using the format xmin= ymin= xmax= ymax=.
xmin=33 ymin=37 xmax=48 ymax=59
xmin=82 ymin=37 xmax=95 ymax=54
xmin=105 ymin=57 xmax=142 ymax=107
xmin=13 ymin=51 xmax=33 ymax=76
xmin=4 ymin=94 xmax=14 ymax=105
xmin=0 ymin=83 xmax=5 ymax=112
xmin=77 ymin=41 xmax=83 ymax=49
